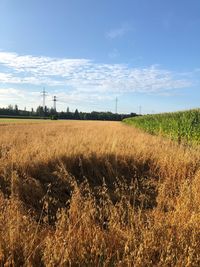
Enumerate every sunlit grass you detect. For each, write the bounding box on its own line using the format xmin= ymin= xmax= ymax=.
xmin=0 ymin=120 xmax=200 ymax=266
xmin=0 ymin=118 xmax=51 ymax=124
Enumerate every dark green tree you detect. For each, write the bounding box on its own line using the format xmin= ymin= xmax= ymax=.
xmin=74 ymin=109 xmax=80 ymax=120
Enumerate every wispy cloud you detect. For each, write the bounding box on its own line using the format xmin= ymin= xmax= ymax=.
xmin=106 ymin=23 xmax=132 ymax=39
xmin=0 ymin=51 xmax=193 ymax=109
xmin=0 ymin=87 xmax=40 ymax=108
xmin=0 ymin=51 xmax=90 ymax=76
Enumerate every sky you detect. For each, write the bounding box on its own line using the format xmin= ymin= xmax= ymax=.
xmin=0 ymin=0 xmax=200 ymax=114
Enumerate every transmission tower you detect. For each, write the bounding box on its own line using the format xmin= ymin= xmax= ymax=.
xmin=53 ymin=96 xmax=57 ymax=111
xmin=41 ymin=88 xmax=48 ymax=110
xmin=115 ymin=97 xmax=118 ymax=114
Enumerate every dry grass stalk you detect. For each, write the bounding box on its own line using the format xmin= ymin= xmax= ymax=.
xmin=0 ymin=120 xmax=200 ymax=266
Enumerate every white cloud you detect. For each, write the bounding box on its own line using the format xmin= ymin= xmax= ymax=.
xmin=0 ymin=88 xmax=38 ymax=110
xmin=0 ymin=51 xmax=192 ymax=109
xmin=0 ymin=52 xmax=89 ymax=73
xmin=0 ymin=88 xmax=39 ymax=104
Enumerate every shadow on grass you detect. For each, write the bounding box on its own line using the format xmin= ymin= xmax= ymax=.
xmin=1 ymin=153 xmax=159 ymax=222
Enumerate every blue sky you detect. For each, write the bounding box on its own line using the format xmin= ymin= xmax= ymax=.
xmin=0 ymin=0 xmax=200 ymax=114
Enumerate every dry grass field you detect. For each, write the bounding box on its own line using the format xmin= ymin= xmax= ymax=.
xmin=0 ymin=120 xmax=200 ymax=266
xmin=0 ymin=118 xmax=50 ymax=124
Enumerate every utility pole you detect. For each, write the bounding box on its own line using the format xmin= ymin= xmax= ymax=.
xmin=53 ymin=96 xmax=57 ymax=111
xmin=115 ymin=97 xmax=118 ymax=114
xmin=41 ymin=88 xmax=47 ymax=110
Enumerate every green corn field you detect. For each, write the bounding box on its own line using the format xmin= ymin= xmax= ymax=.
xmin=123 ymin=109 xmax=200 ymax=144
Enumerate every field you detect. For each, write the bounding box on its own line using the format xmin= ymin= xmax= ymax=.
xmin=0 ymin=118 xmax=50 ymax=124
xmin=0 ymin=120 xmax=200 ymax=266
xmin=124 ymin=109 xmax=200 ymax=144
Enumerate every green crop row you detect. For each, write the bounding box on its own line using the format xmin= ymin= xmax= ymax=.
xmin=123 ymin=109 xmax=200 ymax=144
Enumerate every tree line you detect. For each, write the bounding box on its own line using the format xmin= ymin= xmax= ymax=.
xmin=0 ymin=105 xmax=138 ymax=121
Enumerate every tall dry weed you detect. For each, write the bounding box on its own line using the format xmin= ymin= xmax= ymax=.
xmin=0 ymin=121 xmax=200 ymax=266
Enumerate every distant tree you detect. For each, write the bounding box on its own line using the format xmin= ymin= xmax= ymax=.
xmin=0 ymin=103 xmax=137 ymax=121
xmin=50 ymin=107 xmax=56 ymax=116
xmin=36 ymin=106 xmax=44 ymax=116
xmin=44 ymin=105 xmax=49 ymax=116
xmin=74 ymin=109 xmax=80 ymax=120
xmin=51 ymin=115 xmax=58 ymax=120
xmin=8 ymin=104 xmax=13 ymax=111
xmin=14 ymin=104 xmax=19 ymax=115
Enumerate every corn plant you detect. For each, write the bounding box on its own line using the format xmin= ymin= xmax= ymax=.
xmin=123 ymin=109 xmax=200 ymax=144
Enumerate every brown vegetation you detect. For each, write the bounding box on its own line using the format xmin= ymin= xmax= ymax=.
xmin=0 ymin=120 xmax=200 ymax=266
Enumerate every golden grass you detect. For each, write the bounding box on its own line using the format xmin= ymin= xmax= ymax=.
xmin=0 ymin=120 xmax=200 ymax=266
xmin=0 ymin=118 xmax=51 ymax=125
